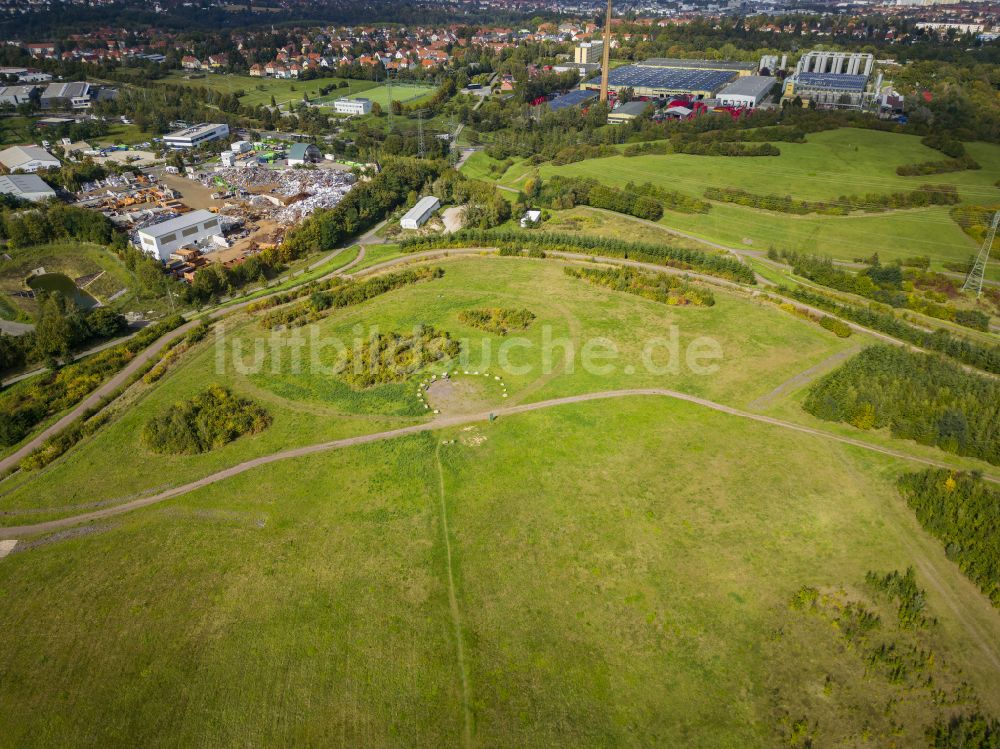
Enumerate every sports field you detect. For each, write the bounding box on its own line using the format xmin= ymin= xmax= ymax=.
xmin=157 ymin=72 xmax=377 ymax=108
xmin=316 ymin=82 xmax=438 ymax=110
xmin=472 ymin=128 xmax=1000 ymax=279
xmin=1 ymin=256 xmax=997 ymax=746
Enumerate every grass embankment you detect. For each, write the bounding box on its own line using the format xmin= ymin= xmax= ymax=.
xmin=0 ymin=257 xmax=864 ymax=521
xmin=470 ymin=129 xmax=1000 ymax=279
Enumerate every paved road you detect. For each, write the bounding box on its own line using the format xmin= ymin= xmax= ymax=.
xmin=2 ymin=387 xmax=995 ymax=540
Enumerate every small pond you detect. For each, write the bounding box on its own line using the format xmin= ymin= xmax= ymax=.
xmin=26 ymin=273 xmax=99 ymax=310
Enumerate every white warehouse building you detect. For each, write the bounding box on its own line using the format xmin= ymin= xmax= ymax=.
xmin=333 ymin=97 xmax=372 ymax=116
xmin=163 ymin=123 xmax=230 ymax=150
xmin=716 ymin=76 xmax=777 ymax=109
xmin=136 ymin=209 xmax=224 ymax=261
xmin=400 ymin=196 xmax=440 ymax=230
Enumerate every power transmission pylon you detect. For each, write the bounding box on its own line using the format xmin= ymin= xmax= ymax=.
xmin=961 ymin=210 xmax=998 ymax=297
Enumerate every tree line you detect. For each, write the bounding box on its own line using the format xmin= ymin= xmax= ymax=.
xmin=399 ymin=229 xmax=758 ymax=285
xmin=705 ymin=183 xmax=960 ymax=216
xmin=0 ymin=293 xmax=129 ymax=374
xmin=533 ymin=176 xmax=663 ymax=221
xmin=780 ymin=285 xmax=1000 ymax=374
xmin=803 ymin=344 xmax=1000 ymax=465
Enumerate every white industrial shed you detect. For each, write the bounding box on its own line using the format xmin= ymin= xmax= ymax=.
xmin=716 ymin=76 xmax=777 ymax=109
xmin=0 ymin=174 xmax=56 ymax=202
xmin=0 ymin=145 xmax=60 ymax=173
xmin=137 ymin=209 xmax=224 ymax=261
xmin=400 ymin=196 xmax=440 ymax=230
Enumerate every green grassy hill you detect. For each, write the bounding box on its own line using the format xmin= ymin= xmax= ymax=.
xmin=1 ymin=255 xmax=997 ymax=747
xmin=474 ymin=128 xmax=1000 ymax=279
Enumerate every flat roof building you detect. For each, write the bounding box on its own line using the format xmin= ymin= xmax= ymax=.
xmin=333 ymin=97 xmax=372 ymax=115
xmin=784 ymin=73 xmax=869 ymax=109
xmin=716 ymin=76 xmax=777 ymax=109
xmin=0 ymin=85 xmax=38 ymax=106
xmin=136 ymin=209 xmax=224 ymax=261
xmin=163 ymin=123 xmax=230 ymax=150
xmin=400 ymin=196 xmax=440 ymax=230
xmin=547 ymin=89 xmax=598 ymax=111
xmin=40 ymin=81 xmax=91 ymax=109
xmin=642 ymin=58 xmax=757 ymax=76
xmin=607 ymin=100 xmax=650 ymax=124
xmin=583 ymin=64 xmax=737 ymax=98
xmin=0 ymin=145 xmax=60 ymax=173
xmin=0 ymin=174 xmax=55 ymax=202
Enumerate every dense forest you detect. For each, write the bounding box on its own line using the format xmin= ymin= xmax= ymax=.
xmin=897 ymin=470 xmax=999 ymax=608
xmin=803 ymin=345 xmax=999 ymax=465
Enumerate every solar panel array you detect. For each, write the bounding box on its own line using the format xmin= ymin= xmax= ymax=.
xmin=548 ymin=89 xmax=598 ymax=111
xmin=795 ymin=73 xmax=867 ymax=92
xmin=585 ymin=65 xmax=738 ymax=94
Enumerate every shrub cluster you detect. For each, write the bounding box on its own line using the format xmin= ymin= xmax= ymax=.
xmin=865 ymin=567 xmax=931 ymax=628
xmin=141 ymin=386 xmax=271 ymax=454
xmin=897 ymin=470 xmax=1000 ymax=608
xmin=259 ymin=267 xmax=444 ymax=329
xmin=896 ymin=155 xmax=980 ymax=176
xmin=623 ymin=181 xmax=711 ymax=214
xmin=341 ymin=326 xmax=460 ymax=388
xmin=927 ymin=714 xmax=1000 ymax=748
xmin=705 ymin=184 xmax=959 ymax=216
xmin=399 ymin=229 xmax=757 ymax=285
xmin=458 ymin=307 xmax=536 ymax=335
xmin=819 ymin=316 xmax=851 ymax=337
xmin=803 ymin=344 xmax=1000 ymax=465
xmin=564 ymin=265 xmax=715 ymax=306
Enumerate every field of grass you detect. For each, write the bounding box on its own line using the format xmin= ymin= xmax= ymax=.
xmin=1 ymin=393 xmax=998 ymax=746
xmin=475 ymin=128 xmax=1000 ymax=279
xmin=6 ymin=254 xmax=997 ymax=524
xmin=316 ymin=82 xmax=438 ymax=110
xmin=1 ymin=255 xmax=998 ymax=746
xmin=157 ymin=72 xmax=376 ymax=108
xmin=536 ymin=205 xmax=720 ymax=250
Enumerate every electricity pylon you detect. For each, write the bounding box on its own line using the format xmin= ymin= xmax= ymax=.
xmin=961 ymin=210 xmax=998 ymax=297
xmin=416 ymin=110 xmax=426 ymax=158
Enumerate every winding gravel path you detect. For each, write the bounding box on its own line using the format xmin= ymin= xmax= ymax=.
xmin=2 ymin=387 xmax=995 ymax=540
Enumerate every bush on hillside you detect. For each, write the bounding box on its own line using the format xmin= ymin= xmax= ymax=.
xmin=141 ymin=386 xmax=271 ymax=454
